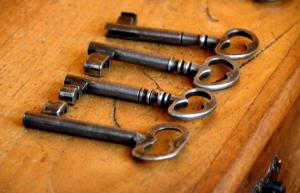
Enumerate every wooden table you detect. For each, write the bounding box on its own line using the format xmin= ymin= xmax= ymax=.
xmin=0 ymin=1 xmax=300 ymax=192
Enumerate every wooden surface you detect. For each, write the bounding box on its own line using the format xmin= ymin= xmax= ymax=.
xmin=278 ymin=97 xmax=300 ymax=193
xmin=237 ymin=95 xmax=300 ymax=193
xmin=0 ymin=1 xmax=300 ymax=193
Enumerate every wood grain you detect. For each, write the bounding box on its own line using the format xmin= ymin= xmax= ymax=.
xmin=237 ymin=95 xmax=300 ymax=193
xmin=0 ymin=0 xmax=300 ymax=193
xmin=279 ymin=98 xmax=300 ymax=193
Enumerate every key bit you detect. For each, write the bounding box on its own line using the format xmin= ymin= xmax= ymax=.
xmin=84 ymin=52 xmax=112 ymax=77
xmin=41 ymin=101 xmax=69 ymax=116
xmin=117 ymin=12 xmax=137 ymax=25
xmin=59 ymin=84 xmax=81 ymax=105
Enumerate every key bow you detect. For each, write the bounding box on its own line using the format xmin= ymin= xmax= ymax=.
xmin=132 ymin=124 xmax=189 ymax=161
xmin=193 ymin=55 xmax=240 ymax=91
xmin=215 ymin=28 xmax=259 ymax=60
xmin=167 ymin=88 xmax=217 ymax=120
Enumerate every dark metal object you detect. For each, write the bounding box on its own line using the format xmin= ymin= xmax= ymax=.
xmin=105 ymin=12 xmax=259 ymax=60
xmin=88 ymin=42 xmax=240 ymax=91
xmin=252 ymin=156 xmax=285 ymax=193
xmin=83 ymin=52 xmax=112 ymax=77
xmin=23 ymin=112 xmax=189 ymax=161
xmin=58 ymin=84 xmax=81 ymax=105
xmin=59 ymin=74 xmax=217 ymax=120
xmin=41 ymin=101 xmax=69 ymax=116
xmin=117 ymin=12 xmax=137 ymax=25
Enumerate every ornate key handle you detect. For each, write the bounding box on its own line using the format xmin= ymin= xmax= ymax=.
xmin=104 ymin=12 xmax=259 ymax=60
xmin=193 ymin=55 xmax=240 ymax=91
xmin=214 ymin=28 xmax=259 ymax=60
xmin=87 ymin=42 xmax=240 ymax=91
xmin=23 ymin=112 xmax=189 ymax=161
xmin=59 ymin=75 xmax=217 ymax=120
xmin=168 ymin=88 xmax=217 ymax=120
xmin=132 ymin=124 xmax=189 ymax=161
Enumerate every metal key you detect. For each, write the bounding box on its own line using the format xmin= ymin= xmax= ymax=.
xmin=59 ymin=74 xmax=217 ymax=120
xmin=105 ymin=12 xmax=259 ymax=60
xmin=87 ymin=42 xmax=239 ymax=91
xmin=23 ymin=112 xmax=189 ymax=161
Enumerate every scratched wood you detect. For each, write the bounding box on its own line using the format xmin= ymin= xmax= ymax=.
xmin=0 ymin=1 xmax=300 ymax=193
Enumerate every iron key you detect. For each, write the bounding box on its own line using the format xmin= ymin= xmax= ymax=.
xmin=87 ymin=42 xmax=240 ymax=91
xmin=105 ymin=12 xmax=259 ymax=60
xmin=23 ymin=112 xmax=189 ymax=161
xmin=59 ymin=74 xmax=217 ymax=120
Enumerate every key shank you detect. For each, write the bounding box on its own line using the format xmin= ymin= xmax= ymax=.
xmin=23 ymin=112 xmax=143 ymax=146
xmin=88 ymin=42 xmax=199 ymax=75
xmin=64 ymin=75 xmax=173 ymax=107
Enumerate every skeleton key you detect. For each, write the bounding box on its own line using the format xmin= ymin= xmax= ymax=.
xmin=59 ymin=74 xmax=217 ymax=120
xmin=87 ymin=42 xmax=239 ymax=91
xmin=105 ymin=12 xmax=259 ymax=60
xmin=23 ymin=112 xmax=189 ymax=161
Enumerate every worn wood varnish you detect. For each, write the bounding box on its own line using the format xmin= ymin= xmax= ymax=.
xmin=0 ymin=1 xmax=300 ymax=193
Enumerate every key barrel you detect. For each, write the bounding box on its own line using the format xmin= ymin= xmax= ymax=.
xmin=23 ymin=112 xmax=140 ymax=146
xmin=88 ymin=78 xmax=144 ymax=102
xmin=105 ymin=23 xmax=219 ymax=49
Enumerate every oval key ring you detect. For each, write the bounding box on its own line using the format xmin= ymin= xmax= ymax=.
xmin=215 ymin=28 xmax=259 ymax=60
xmin=132 ymin=124 xmax=189 ymax=161
xmin=167 ymin=88 xmax=217 ymax=120
xmin=193 ymin=55 xmax=240 ymax=91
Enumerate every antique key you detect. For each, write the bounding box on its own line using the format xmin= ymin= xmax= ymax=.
xmin=87 ymin=42 xmax=239 ymax=91
xmin=59 ymin=74 xmax=217 ymax=120
xmin=105 ymin=12 xmax=259 ymax=60
xmin=23 ymin=112 xmax=189 ymax=161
